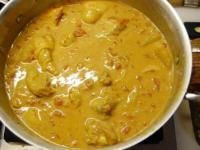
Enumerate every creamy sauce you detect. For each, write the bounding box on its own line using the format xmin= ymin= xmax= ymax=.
xmin=5 ymin=0 xmax=174 ymax=149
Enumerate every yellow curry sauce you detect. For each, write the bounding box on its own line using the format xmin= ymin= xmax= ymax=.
xmin=5 ymin=0 xmax=174 ymax=149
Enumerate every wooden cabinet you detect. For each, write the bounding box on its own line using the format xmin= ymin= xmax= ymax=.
xmin=168 ymin=0 xmax=184 ymax=6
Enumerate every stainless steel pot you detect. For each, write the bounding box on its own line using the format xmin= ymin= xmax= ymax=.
xmin=0 ymin=0 xmax=192 ymax=149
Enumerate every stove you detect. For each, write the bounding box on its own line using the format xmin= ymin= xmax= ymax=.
xmin=0 ymin=3 xmax=200 ymax=150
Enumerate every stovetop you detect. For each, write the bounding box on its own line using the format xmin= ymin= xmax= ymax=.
xmin=0 ymin=3 xmax=200 ymax=150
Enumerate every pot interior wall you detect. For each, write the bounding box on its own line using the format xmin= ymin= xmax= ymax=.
xmin=0 ymin=0 xmax=64 ymax=149
xmin=0 ymin=0 xmax=188 ymax=149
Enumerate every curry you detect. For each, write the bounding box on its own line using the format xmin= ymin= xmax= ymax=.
xmin=5 ymin=0 xmax=174 ymax=149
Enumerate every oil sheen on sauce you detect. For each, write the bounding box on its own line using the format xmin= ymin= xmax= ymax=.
xmin=5 ymin=0 xmax=174 ymax=149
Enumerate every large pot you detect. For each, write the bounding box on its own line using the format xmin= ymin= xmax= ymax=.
xmin=0 ymin=0 xmax=193 ymax=149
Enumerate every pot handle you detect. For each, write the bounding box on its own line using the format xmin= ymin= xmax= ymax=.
xmin=0 ymin=0 xmax=8 ymax=5
xmin=186 ymin=93 xmax=200 ymax=102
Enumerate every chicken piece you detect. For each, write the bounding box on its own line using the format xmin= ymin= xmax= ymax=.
xmin=26 ymin=66 xmax=55 ymax=97
xmin=85 ymin=118 xmax=118 ymax=146
xmin=37 ymin=48 xmax=58 ymax=75
xmin=82 ymin=8 xmax=102 ymax=24
xmin=90 ymin=97 xmax=116 ymax=115
xmin=34 ymin=35 xmax=58 ymax=75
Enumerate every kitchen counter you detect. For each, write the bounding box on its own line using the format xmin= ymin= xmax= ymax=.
xmin=175 ymin=7 xmax=200 ymax=22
